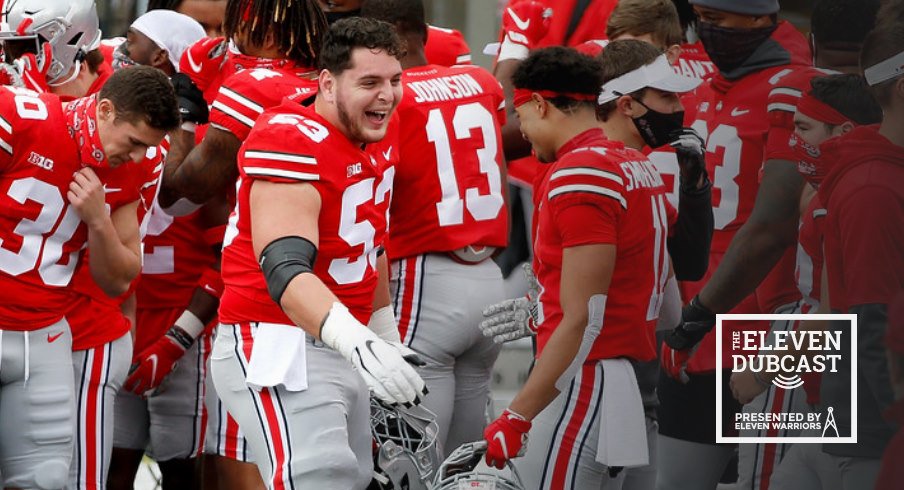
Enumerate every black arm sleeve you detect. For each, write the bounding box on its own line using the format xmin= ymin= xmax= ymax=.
xmin=667 ymin=180 xmax=714 ymax=281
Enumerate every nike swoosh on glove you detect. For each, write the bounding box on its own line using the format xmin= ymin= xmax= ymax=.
xmin=321 ymin=303 xmax=427 ymax=407
xmin=484 ymin=409 xmax=531 ymax=469
xmin=125 ymin=329 xmax=188 ymax=397
xmin=0 ymin=42 xmax=53 ymax=93
xmin=660 ymin=342 xmax=691 ymax=383
xmin=502 ymin=1 xmax=553 ymax=50
xmin=179 ymin=36 xmax=227 ymax=92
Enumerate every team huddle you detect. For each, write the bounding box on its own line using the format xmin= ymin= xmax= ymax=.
xmin=0 ymin=0 xmax=901 ymax=489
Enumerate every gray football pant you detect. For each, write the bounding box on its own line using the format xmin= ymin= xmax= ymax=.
xmin=68 ymin=332 xmax=132 ymax=490
xmin=0 ymin=319 xmax=75 ymax=490
xmin=390 ymin=254 xmax=504 ymax=456
xmin=211 ymin=323 xmax=372 ymax=490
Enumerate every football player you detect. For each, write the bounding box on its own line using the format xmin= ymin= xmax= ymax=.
xmin=815 ymin=19 xmax=904 ymax=489
xmin=0 ymin=66 xmax=179 ymax=490
xmin=481 ymin=46 xmax=689 ymax=489
xmin=158 ymin=1 xmax=327 ymax=488
xmin=361 ymin=0 xmax=509 ymax=457
xmin=733 ymin=74 xmax=882 ymax=490
xmin=102 ymin=10 xmax=216 ymax=490
xmin=146 ymin=0 xmax=228 ymax=37
xmin=210 ymin=17 xmax=425 ymax=489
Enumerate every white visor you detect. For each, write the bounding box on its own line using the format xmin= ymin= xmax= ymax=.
xmin=864 ymin=49 xmax=904 ymax=87
xmin=598 ymin=54 xmax=702 ymax=104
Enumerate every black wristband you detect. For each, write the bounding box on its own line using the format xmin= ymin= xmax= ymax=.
xmin=167 ymin=326 xmax=194 ymax=350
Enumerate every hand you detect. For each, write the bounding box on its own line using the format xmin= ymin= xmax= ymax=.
xmin=68 ymin=167 xmax=107 ymax=228
xmin=660 ymin=342 xmax=691 ymax=383
xmin=0 ymin=42 xmax=53 ymax=92
xmin=479 ymin=263 xmax=540 ymax=343
xmin=730 ymin=369 xmax=770 ymax=404
xmin=669 ymin=128 xmax=708 ymax=192
xmin=179 ymin=36 xmax=227 ymax=90
xmin=502 ymin=1 xmax=553 ymax=51
xmin=320 ymin=303 xmax=427 ymax=406
xmin=663 ymin=295 xmax=716 ymax=351
xmin=171 ymin=73 xmax=208 ymax=125
xmin=124 ymin=327 xmax=190 ymax=396
xmin=484 ymin=409 xmax=531 ymax=469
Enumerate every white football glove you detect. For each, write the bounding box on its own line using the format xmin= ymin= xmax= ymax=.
xmin=479 ymin=264 xmax=540 ymax=344
xmin=321 ymin=303 xmax=427 ymax=406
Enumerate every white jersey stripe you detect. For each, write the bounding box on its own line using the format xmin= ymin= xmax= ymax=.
xmin=244 ymin=167 xmax=319 ymax=182
xmin=549 ymin=184 xmax=627 ymax=209
xmin=550 ymin=167 xmax=624 ymax=185
xmin=244 ymin=150 xmax=317 ymax=165
xmin=0 ymin=136 xmax=12 ymax=155
xmin=211 ymin=101 xmax=255 ymax=128
xmin=0 ymin=114 xmax=11 ymax=134
xmin=219 ymin=87 xmax=265 ymax=114
xmin=769 ymin=87 xmax=803 ymax=98
xmin=767 ymin=102 xmax=798 ymax=113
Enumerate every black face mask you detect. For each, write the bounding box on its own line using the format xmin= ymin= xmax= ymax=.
xmin=324 ymin=9 xmax=361 ymax=25
xmin=632 ymin=98 xmax=684 ymax=149
xmin=697 ymin=21 xmax=777 ymax=74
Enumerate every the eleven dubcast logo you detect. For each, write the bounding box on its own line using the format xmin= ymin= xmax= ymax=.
xmin=716 ymin=314 xmax=857 ymax=443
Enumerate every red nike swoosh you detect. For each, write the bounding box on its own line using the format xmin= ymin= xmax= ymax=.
xmin=47 ymin=332 xmax=64 ymax=343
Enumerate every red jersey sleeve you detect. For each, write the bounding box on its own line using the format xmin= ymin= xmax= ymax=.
xmin=210 ymin=68 xmax=316 ymax=142
xmin=545 ymin=164 xmax=627 ymax=247
xmin=238 ymin=111 xmax=322 ymax=184
xmin=0 ymin=107 xmax=14 ymax=172
xmin=425 ymin=25 xmax=472 ymax=66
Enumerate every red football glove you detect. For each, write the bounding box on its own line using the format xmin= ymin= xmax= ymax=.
xmin=0 ymin=42 xmax=52 ymax=93
xmin=660 ymin=342 xmax=691 ymax=383
xmin=125 ymin=327 xmax=191 ymax=396
xmin=502 ymin=1 xmax=553 ymax=51
xmin=179 ymin=36 xmax=228 ymax=91
xmin=484 ymin=409 xmax=531 ymax=469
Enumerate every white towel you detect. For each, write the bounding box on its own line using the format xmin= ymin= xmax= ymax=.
xmin=596 ymin=358 xmax=649 ymax=468
xmin=245 ymin=323 xmax=308 ymax=392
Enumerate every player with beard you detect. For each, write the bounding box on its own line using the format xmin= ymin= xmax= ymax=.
xmin=211 ymin=18 xmax=426 ymax=490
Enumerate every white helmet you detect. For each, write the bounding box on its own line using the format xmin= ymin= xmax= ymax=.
xmin=432 ymin=441 xmax=525 ymax=490
xmin=370 ymin=397 xmax=442 ymax=490
xmin=0 ymin=0 xmax=101 ymax=85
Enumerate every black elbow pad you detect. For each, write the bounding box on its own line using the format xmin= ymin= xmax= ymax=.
xmin=259 ymin=236 xmax=318 ymax=304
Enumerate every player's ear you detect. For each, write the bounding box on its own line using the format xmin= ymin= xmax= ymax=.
xmin=532 ymin=93 xmax=549 ymax=118
xmin=665 ymin=44 xmax=682 ymax=65
xmin=151 ymin=48 xmax=169 ymax=71
xmin=319 ymin=69 xmax=336 ymax=103
xmin=616 ymin=94 xmax=638 ymax=118
xmin=836 ymin=121 xmax=855 ymax=136
xmin=97 ymin=99 xmax=115 ymax=123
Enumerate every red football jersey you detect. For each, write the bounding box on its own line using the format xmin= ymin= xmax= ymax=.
xmin=219 ymin=102 xmax=394 ymax=326
xmin=533 ymin=129 xmax=675 ymax=362
xmin=209 ymin=66 xmax=318 ymax=142
xmin=425 ymin=25 xmax=472 ymax=66
xmin=69 ymin=149 xmax=164 ymax=351
xmin=0 ymin=88 xmax=87 ymax=329
xmin=680 ymin=22 xmax=818 ymax=372
xmin=501 ymin=0 xmax=618 ymax=48
xmin=673 ymin=42 xmax=716 ymax=80
xmin=387 ymin=64 xmax=508 ymax=260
